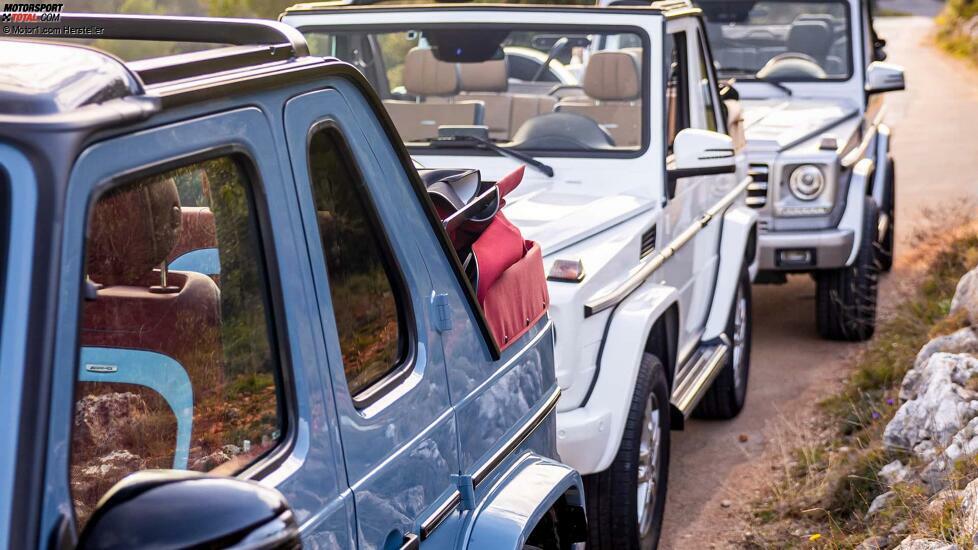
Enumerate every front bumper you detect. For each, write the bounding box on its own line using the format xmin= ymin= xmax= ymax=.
xmin=556 ymin=406 xmax=614 ymax=475
xmin=757 ymin=228 xmax=854 ymax=271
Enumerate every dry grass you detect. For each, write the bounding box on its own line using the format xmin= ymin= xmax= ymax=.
xmin=746 ymin=206 xmax=978 ymax=548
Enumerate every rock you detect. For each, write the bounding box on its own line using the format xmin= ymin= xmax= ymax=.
xmin=891 ymin=521 xmax=910 ymax=535
xmin=74 ymin=392 xmax=148 ymax=450
xmin=721 ymin=499 xmax=732 ymax=508
xmin=921 ymin=457 xmax=952 ymax=493
xmin=221 ymin=444 xmax=243 ymax=456
xmin=738 ymin=433 xmax=749 ymax=443
xmin=925 ymin=489 xmax=961 ymax=517
xmin=904 ymin=328 xmax=978 ymax=400
xmin=79 ymin=449 xmax=145 ymax=479
xmin=839 ymin=446 xmax=851 ymax=453
xmin=866 ymin=491 xmax=896 ymax=518
xmin=885 ymin=353 xmax=978 ymax=452
xmin=958 ymin=478 xmax=978 ymax=540
xmin=190 ymin=450 xmax=232 ymax=471
xmin=895 ymin=537 xmax=960 ymax=550
xmin=880 ymin=459 xmax=911 ymax=486
xmin=951 ymin=266 xmax=978 ymax=326
xmin=856 ymin=535 xmax=890 ymax=550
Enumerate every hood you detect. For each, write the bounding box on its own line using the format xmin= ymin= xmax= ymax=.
xmin=740 ymin=97 xmax=860 ymax=152
xmin=502 ymin=176 xmax=655 ymax=255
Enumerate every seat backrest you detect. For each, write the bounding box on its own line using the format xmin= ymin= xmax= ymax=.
xmin=383 ymin=47 xmax=484 ymax=142
xmin=788 ymin=19 xmax=832 ymax=62
xmin=457 ymin=58 xmax=557 ymax=141
xmin=556 ymin=51 xmax=642 ymax=147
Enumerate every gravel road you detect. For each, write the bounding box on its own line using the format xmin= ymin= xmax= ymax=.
xmin=660 ymin=16 xmax=978 ymax=548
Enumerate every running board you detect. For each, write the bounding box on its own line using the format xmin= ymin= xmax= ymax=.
xmin=669 ymin=336 xmax=730 ymax=429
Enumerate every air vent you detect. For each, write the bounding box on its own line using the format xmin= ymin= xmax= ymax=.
xmin=640 ymin=225 xmax=656 ymax=258
xmin=746 ymin=164 xmax=769 ymax=209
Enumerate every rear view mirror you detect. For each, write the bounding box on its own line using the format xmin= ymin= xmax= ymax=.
xmin=78 ymin=470 xmax=300 ymax=550
xmin=865 ymin=61 xmax=905 ymax=94
xmin=669 ymin=129 xmax=736 ymax=180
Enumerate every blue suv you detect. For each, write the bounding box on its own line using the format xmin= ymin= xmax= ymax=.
xmin=0 ymin=14 xmax=585 ymax=549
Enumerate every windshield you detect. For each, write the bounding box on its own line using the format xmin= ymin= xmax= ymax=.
xmin=699 ymin=0 xmax=852 ymax=81
xmin=304 ymin=26 xmax=646 ymax=152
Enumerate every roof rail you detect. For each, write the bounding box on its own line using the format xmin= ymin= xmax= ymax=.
xmin=606 ymin=0 xmax=694 ymax=10
xmin=38 ymin=13 xmax=310 ymax=56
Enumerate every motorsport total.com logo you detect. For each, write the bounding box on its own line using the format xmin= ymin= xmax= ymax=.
xmin=1 ymin=3 xmax=63 ymax=22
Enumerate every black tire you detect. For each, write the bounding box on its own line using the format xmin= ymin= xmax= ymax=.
xmin=693 ymin=264 xmax=753 ymax=419
xmin=584 ymin=354 xmax=671 ymax=550
xmin=878 ymin=156 xmax=896 ymax=272
xmin=815 ymin=197 xmax=881 ymax=341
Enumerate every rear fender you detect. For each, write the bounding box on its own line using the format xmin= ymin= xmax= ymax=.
xmin=586 ymin=284 xmax=679 ymax=471
xmin=464 ymin=453 xmax=586 ymax=549
xmin=702 ymin=205 xmax=757 ymax=341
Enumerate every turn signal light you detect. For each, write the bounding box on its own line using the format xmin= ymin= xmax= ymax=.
xmin=548 ymin=259 xmax=585 ymax=282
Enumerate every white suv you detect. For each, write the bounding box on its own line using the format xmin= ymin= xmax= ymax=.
xmin=284 ymin=2 xmax=759 ymax=547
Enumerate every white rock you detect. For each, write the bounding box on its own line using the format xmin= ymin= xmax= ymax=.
xmin=958 ymin=478 xmax=978 ymax=539
xmin=895 ymin=537 xmax=960 ymax=550
xmin=880 ymin=460 xmax=911 ymax=486
xmin=904 ymin=328 xmax=978 ymax=401
xmin=856 ymin=535 xmax=889 ymax=549
xmin=866 ymin=491 xmax=896 ymax=518
xmin=951 ymin=266 xmax=978 ymax=326
xmin=885 ymin=353 xmax=978 ymax=452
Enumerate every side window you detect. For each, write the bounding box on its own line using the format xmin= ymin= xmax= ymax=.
xmin=72 ymin=155 xmax=285 ymax=526
xmin=0 ymin=167 xmax=7 ymax=319
xmin=665 ymin=32 xmax=690 ymax=154
xmin=695 ymin=30 xmax=719 ymax=133
xmin=306 ymin=127 xmax=407 ymax=398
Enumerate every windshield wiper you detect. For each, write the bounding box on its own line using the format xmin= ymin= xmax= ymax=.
xmin=717 ymin=68 xmax=793 ymax=96
xmin=429 ymin=135 xmax=555 ymax=178
xmin=755 ymin=77 xmax=793 ymax=96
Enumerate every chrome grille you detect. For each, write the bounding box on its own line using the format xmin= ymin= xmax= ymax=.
xmin=746 ymin=164 xmax=769 ymax=208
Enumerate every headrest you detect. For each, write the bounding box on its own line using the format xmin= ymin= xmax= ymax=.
xmin=403 ymin=47 xmax=460 ymax=97
xmin=88 ymin=178 xmax=182 ymax=286
xmin=459 ymin=59 xmax=508 ymax=92
xmin=787 ymin=20 xmax=832 ymax=60
xmin=583 ymin=51 xmax=641 ymax=102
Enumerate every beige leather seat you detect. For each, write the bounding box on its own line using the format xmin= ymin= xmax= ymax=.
xmin=455 ymin=59 xmax=556 ymax=141
xmin=556 ymin=51 xmax=642 ymax=147
xmin=383 ymin=48 xmax=485 ymax=142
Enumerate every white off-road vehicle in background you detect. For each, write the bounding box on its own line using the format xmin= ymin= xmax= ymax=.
xmin=697 ymin=0 xmax=905 ymax=341
xmin=284 ymin=2 xmax=759 ymax=546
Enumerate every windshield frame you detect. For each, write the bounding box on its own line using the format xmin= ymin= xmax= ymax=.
xmin=699 ymin=0 xmax=855 ymax=84
xmin=298 ymin=21 xmax=654 ymax=160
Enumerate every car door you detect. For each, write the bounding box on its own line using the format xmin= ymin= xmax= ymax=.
xmin=37 ymin=107 xmax=356 ymax=548
xmin=283 ymin=84 xmax=462 ymax=549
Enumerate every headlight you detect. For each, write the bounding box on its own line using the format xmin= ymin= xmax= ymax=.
xmin=788 ymin=165 xmax=825 ymax=201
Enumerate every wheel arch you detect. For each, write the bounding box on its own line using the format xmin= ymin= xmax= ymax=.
xmin=703 ymin=205 xmax=758 ymax=341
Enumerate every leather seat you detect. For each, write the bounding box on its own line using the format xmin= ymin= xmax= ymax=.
xmin=81 ymin=177 xmax=223 ymax=433
xmin=787 ymin=19 xmax=833 ymax=64
xmin=383 ymin=48 xmax=485 ymax=142
xmin=556 ymin=51 xmax=642 ymax=147
xmin=456 ymin=59 xmax=556 ymax=141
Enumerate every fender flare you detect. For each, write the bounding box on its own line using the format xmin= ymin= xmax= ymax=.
xmin=584 ymin=284 xmax=679 ymax=473
xmin=464 ymin=453 xmax=586 ymax=549
xmin=839 ymin=158 xmax=876 ymax=266
xmin=871 ymin=123 xmax=893 ymax=208
xmin=702 ymin=205 xmax=758 ymax=341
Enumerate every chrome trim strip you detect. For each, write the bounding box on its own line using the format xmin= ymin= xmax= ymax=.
xmin=420 ymin=491 xmax=461 ymax=539
xmin=584 ymin=176 xmax=751 ymax=317
xmin=671 ymin=338 xmax=730 ymax=415
xmin=841 ymin=125 xmax=878 ymax=169
xmin=471 ymin=386 xmax=562 ymax=486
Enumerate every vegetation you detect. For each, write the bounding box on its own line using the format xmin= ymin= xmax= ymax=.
xmin=748 ymin=210 xmax=978 ymax=548
xmin=937 ymin=0 xmax=978 ymax=63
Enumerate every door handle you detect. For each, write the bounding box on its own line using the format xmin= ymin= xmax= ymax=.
xmin=399 ymin=532 xmax=419 ymax=550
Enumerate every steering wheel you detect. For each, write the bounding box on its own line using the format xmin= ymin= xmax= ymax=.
xmin=756 ymin=53 xmax=827 ymax=80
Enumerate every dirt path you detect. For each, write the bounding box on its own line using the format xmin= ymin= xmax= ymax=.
xmin=660 ymin=17 xmax=978 ymax=549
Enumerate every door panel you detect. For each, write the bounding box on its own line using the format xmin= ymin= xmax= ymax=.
xmin=284 ymin=87 xmax=460 ymax=548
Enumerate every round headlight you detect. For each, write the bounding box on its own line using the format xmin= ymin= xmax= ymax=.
xmin=788 ymin=165 xmax=825 ymax=201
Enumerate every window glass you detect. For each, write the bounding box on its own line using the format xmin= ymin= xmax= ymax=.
xmin=665 ymin=32 xmax=690 ymax=152
xmin=696 ymin=31 xmax=719 ymax=132
xmin=306 ymin=128 xmax=406 ymax=396
xmin=0 ymin=168 xmax=7 ymax=319
xmin=699 ymin=0 xmax=852 ymax=81
xmin=72 ymin=156 xmax=284 ymax=526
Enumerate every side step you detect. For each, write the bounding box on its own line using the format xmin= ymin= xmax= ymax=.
xmin=669 ymin=336 xmax=730 ymax=429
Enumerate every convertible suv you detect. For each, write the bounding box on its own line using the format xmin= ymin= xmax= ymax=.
xmin=283 ymin=2 xmax=759 ymax=547
xmin=0 ymin=15 xmax=587 ymax=550
xmin=698 ymin=0 xmax=905 ymax=341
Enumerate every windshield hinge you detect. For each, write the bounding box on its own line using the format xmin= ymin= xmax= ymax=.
xmin=431 ymin=293 xmax=453 ymax=333
xmin=451 ymin=474 xmax=476 ymax=510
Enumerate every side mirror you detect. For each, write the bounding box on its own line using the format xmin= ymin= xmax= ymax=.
xmin=865 ymin=61 xmax=905 ymax=94
xmin=669 ymin=128 xmax=736 ymax=180
xmin=78 ymin=470 xmax=301 ymax=550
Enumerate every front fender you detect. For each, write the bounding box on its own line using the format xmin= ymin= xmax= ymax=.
xmin=702 ymin=205 xmax=757 ymax=340
xmin=871 ymin=124 xmax=892 ymax=208
xmin=557 ymin=283 xmax=678 ymax=474
xmin=838 ymin=158 xmax=876 ymax=265
xmin=464 ymin=453 xmax=585 ymax=549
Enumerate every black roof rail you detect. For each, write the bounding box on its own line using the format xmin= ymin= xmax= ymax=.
xmin=38 ymin=13 xmax=310 ymax=56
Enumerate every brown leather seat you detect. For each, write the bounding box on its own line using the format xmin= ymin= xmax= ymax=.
xmin=556 ymin=51 xmax=643 ymax=147
xmin=383 ymin=48 xmax=485 ymax=142
xmin=456 ymin=59 xmax=556 ymax=141
xmin=82 ymin=177 xmax=222 ymax=395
